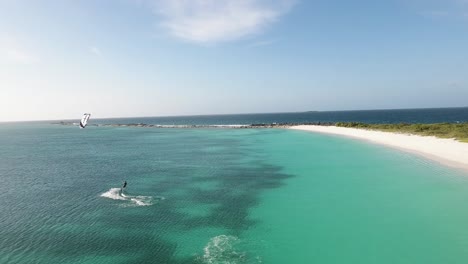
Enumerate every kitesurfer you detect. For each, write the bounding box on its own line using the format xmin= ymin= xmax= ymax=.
xmin=120 ymin=181 xmax=127 ymax=195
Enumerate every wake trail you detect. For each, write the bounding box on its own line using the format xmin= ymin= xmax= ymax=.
xmin=100 ymin=188 xmax=163 ymax=207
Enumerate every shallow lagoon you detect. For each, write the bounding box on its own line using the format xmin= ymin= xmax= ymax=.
xmin=1 ymin=125 xmax=468 ymax=263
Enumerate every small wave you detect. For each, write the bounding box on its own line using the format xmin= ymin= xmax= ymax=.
xmin=130 ymin=196 xmax=153 ymax=206
xmin=200 ymin=235 xmax=248 ymax=264
xmin=100 ymin=188 xmax=163 ymax=207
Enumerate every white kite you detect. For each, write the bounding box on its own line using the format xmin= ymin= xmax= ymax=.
xmin=79 ymin=113 xmax=91 ymax=128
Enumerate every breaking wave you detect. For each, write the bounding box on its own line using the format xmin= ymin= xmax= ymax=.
xmin=100 ymin=188 xmax=163 ymax=207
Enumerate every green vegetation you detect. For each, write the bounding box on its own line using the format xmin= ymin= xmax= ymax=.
xmin=334 ymin=122 xmax=468 ymax=143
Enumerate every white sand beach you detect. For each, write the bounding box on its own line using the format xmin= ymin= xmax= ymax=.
xmin=291 ymin=125 xmax=468 ymax=171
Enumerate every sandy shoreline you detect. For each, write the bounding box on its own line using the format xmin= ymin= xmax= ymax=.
xmin=291 ymin=125 xmax=468 ymax=171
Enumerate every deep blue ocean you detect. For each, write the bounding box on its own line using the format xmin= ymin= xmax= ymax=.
xmin=3 ymin=107 xmax=465 ymax=126
xmin=75 ymin=107 xmax=468 ymax=126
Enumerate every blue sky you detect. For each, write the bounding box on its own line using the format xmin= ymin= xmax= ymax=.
xmin=1 ymin=0 xmax=468 ymax=121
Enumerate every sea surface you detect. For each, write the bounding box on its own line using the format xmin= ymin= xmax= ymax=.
xmin=50 ymin=107 xmax=468 ymax=126
xmin=2 ymin=108 xmax=468 ymax=263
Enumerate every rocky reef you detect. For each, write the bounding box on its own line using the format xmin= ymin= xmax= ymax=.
xmin=52 ymin=121 xmax=335 ymax=129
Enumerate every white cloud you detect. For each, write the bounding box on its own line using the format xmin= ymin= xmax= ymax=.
xmin=89 ymin=46 xmax=102 ymax=57
xmin=150 ymin=0 xmax=296 ymax=44
xmin=0 ymin=35 xmax=38 ymax=64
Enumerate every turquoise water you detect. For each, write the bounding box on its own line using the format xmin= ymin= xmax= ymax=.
xmin=1 ymin=124 xmax=468 ymax=263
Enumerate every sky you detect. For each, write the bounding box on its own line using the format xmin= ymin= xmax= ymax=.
xmin=1 ymin=0 xmax=468 ymax=121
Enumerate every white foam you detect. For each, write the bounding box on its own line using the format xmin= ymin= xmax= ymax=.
xmin=100 ymin=188 xmax=162 ymax=207
xmin=100 ymin=188 xmax=126 ymax=201
xmin=130 ymin=196 xmax=153 ymax=206
xmin=201 ymin=235 xmax=247 ymax=264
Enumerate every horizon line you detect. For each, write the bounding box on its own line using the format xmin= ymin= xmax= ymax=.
xmin=1 ymin=106 xmax=467 ymax=124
